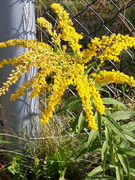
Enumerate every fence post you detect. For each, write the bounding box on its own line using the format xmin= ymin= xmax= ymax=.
xmin=0 ymin=0 xmax=39 ymax=151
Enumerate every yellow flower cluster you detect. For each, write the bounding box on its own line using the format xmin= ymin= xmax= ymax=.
xmin=90 ymin=34 xmax=135 ymax=64
xmin=0 ymin=3 xmax=135 ymax=130
xmin=50 ymin=3 xmax=83 ymax=53
xmin=92 ymin=70 xmax=135 ymax=87
xmin=37 ymin=17 xmax=61 ymax=46
xmin=71 ymin=64 xmax=99 ymax=130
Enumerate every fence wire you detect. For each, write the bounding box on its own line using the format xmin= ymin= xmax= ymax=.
xmin=35 ymin=0 xmax=135 ymax=158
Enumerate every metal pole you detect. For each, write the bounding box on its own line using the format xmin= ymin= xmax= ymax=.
xmin=0 ymin=0 xmax=39 ymax=151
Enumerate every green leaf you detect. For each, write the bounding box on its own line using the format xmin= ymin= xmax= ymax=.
xmin=86 ymin=165 xmax=103 ymax=177
xmin=122 ymin=121 xmax=135 ymax=132
xmin=85 ymin=165 xmax=115 ymax=179
xmin=70 ymin=114 xmax=79 ymax=132
xmin=77 ymin=111 xmax=85 ymax=134
xmin=124 ymin=132 xmax=135 ymax=143
xmin=72 ymin=142 xmax=88 ymax=158
xmin=115 ymin=163 xmax=123 ymax=180
xmin=122 ymin=148 xmax=135 ymax=156
xmin=96 ymin=85 xmax=110 ymax=94
xmin=129 ymin=168 xmax=135 ymax=177
xmin=130 ymin=159 xmax=135 ymax=168
xmin=95 ymin=112 xmax=102 ymax=142
xmin=57 ymin=96 xmax=81 ymax=112
xmin=101 ymin=140 xmax=108 ymax=171
xmin=102 ymin=98 xmax=126 ymax=109
xmin=85 ymin=61 xmax=96 ymax=75
xmin=87 ymin=175 xmax=115 ymax=179
xmin=117 ymin=153 xmax=131 ymax=179
xmin=104 ymin=116 xmax=127 ymax=141
xmin=87 ymin=129 xmax=98 ymax=150
xmin=104 ymin=126 xmax=114 ymax=163
xmin=129 ymin=160 xmax=135 ymax=177
xmin=73 ymin=143 xmax=100 ymax=158
xmin=111 ymin=110 xmax=135 ymax=121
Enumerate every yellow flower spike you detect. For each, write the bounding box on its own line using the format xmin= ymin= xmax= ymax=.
xmin=50 ymin=3 xmax=83 ymax=53
xmin=87 ymin=118 xmax=98 ymax=130
xmin=37 ymin=17 xmax=53 ymax=31
xmin=0 ymin=42 xmax=7 ymax=48
xmin=50 ymin=3 xmax=73 ymax=26
xmin=92 ymin=70 xmax=135 ymax=87
xmin=37 ymin=17 xmax=62 ymax=46
xmin=89 ymin=33 xmax=135 ymax=64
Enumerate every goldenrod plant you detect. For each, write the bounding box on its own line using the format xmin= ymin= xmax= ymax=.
xmin=0 ymin=3 xmax=135 ymax=131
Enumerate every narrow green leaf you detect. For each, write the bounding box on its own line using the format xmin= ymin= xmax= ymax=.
xmin=120 ymin=139 xmax=130 ymax=149
xmin=72 ymin=142 xmax=88 ymax=158
xmin=123 ymin=148 xmax=135 ymax=156
xmin=77 ymin=111 xmax=85 ymax=134
xmin=102 ymin=98 xmax=126 ymax=109
xmin=95 ymin=112 xmax=102 ymax=142
xmin=124 ymin=131 xmax=135 ymax=143
xmin=117 ymin=153 xmax=131 ymax=179
xmin=96 ymin=85 xmax=110 ymax=94
xmin=101 ymin=140 xmax=108 ymax=172
xmin=115 ymin=163 xmax=123 ymax=180
xmin=129 ymin=160 xmax=135 ymax=177
xmin=86 ymin=165 xmax=103 ymax=177
xmin=104 ymin=116 xmax=127 ymax=141
xmin=122 ymin=121 xmax=135 ymax=132
xmin=85 ymin=61 xmax=96 ymax=74
xmin=88 ymin=175 xmax=115 ymax=179
xmin=85 ymin=165 xmax=115 ymax=179
xmin=104 ymin=127 xmax=114 ymax=163
xmin=57 ymin=96 xmax=81 ymax=112
xmin=72 ymin=143 xmax=100 ymax=158
xmin=87 ymin=130 xmax=98 ymax=149
xmin=130 ymin=159 xmax=135 ymax=168
xmin=111 ymin=110 xmax=135 ymax=121
xmin=130 ymin=168 xmax=135 ymax=177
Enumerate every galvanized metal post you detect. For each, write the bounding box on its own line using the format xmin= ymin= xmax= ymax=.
xmin=0 ymin=0 xmax=39 ymax=150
